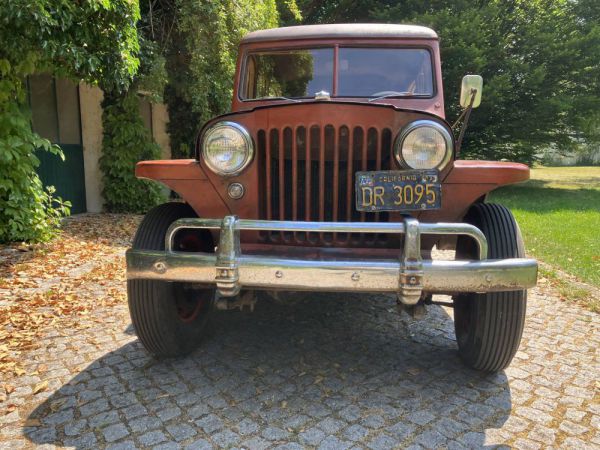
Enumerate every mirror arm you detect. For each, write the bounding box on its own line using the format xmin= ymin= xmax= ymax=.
xmin=455 ymin=88 xmax=477 ymax=155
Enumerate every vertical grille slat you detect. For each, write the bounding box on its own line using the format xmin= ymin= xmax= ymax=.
xmin=278 ymin=129 xmax=285 ymax=222
xmin=260 ymin=124 xmax=393 ymax=247
xmin=265 ymin=130 xmax=273 ymax=220
xmin=291 ymin=127 xmax=298 ymax=221
xmin=346 ymin=127 xmax=354 ymax=222
xmin=332 ymin=127 xmax=340 ymax=223
xmin=305 ymin=127 xmax=312 ymax=221
xmin=318 ymin=126 xmax=325 ymax=223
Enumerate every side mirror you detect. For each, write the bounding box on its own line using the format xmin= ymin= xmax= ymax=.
xmin=460 ymin=75 xmax=483 ymax=108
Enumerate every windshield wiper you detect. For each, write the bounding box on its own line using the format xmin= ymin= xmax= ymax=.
xmin=368 ymin=92 xmax=429 ymax=102
xmin=255 ymin=96 xmax=301 ymax=103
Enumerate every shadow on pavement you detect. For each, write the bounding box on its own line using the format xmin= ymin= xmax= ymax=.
xmin=26 ymin=293 xmax=512 ymax=449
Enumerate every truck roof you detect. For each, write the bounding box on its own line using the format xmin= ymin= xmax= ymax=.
xmin=241 ymin=23 xmax=438 ymax=44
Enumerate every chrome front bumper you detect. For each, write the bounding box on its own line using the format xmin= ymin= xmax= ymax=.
xmin=126 ymin=216 xmax=538 ymax=305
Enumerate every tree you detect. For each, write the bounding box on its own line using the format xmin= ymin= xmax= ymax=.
xmin=153 ymin=0 xmax=300 ymax=157
xmin=0 ymin=0 xmax=140 ymax=242
xmin=297 ymin=0 xmax=600 ymax=164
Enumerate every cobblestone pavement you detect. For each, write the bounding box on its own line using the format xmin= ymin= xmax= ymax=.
xmin=1 ymin=218 xmax=599 ymax=449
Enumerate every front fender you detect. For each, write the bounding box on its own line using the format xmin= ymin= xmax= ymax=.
xmin=136 ymin=159 xmax=230 ymax=217
xmin=418 ymin=160 xmax=529 ymax=222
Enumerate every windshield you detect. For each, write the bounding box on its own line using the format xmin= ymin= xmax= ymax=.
xmin=243 ymin=48 xmax=333 ymax=99
xmin=241 ymin=47 xmax=434 ymax=100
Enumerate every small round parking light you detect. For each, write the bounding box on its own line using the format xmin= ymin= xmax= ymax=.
xmin=227 ymin=182 xmax=245 ymax=199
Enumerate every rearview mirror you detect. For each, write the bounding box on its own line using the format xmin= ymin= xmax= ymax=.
xmin=460 ymin=75 xmax=483 ymax=108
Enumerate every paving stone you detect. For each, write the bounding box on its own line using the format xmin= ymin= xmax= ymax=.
xmin=361 ymin=414 xmax=386 ymax=429
xmin=385 ymin=421 xmax=416 ymax=441
xmin=262 ymin=426 xmax=290 ymax=441
xmin=299 ymin=427 xmax=326 ymax=446
xmin=0 ymin=440 xmax=26 ymax=449
xmin=195 ymin=413 xmax=223 ymax=434
xmin=273 ymin=444 xmax=305 ymax=450
xmin=156 ymin=406 xmax=182 ymax=421
xmin=512 ymin=438 xmax=541 ymax=450
xmin=558 ymin=420 xmax=589 ymax=436
xmin=61 ymin=431 xmax=97 ymax=449
xmin=166 ymin=423 xmax=197 ymax=442
xmin=89 ymin=409 xmax=120 ymax=428
xmin=211 ymin=429 xmax=240 ymax=448
xmin=318 ymin=435 xmax=352 ymax=450
xmin=406 ymin=410 xmax=435 ymax=426
xmin=121 ymin=403 xmax=148 ymax=420
xmin=64 ymin=419 xmax=88 ymax=436
xmin=343 ymin=424 xmax=369 ymax=441
xmin=319 ymin=417 xmax=346 ymax=434
xmin=128 ymin=416 xmax=163 ymax=433
xmin=139 ymin=430 xmax=168 ymax=446
xmin=414 ymin=429 xmax=447 ymax=448
xmin=240 ymin=436 xmax=270 ymax=450
xmin=367 ymin=433 xmax=397 ymax=450
xmin=153 ymin=442 xmax=181 ymax=450
xmin=528 ymin=424 xmax=556 ymax=444
xmin=103 ymin=423 xmax=130 ymax=442
xmin=79 ymin=398 xmax=110 ymax=417
xmin=185 ymin=438 xmax=214 ymax=450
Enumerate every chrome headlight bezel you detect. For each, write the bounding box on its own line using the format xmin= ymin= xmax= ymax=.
xmin=394 ymin=120 xmax=454 ymax=170
xmin=201 ymin=121 xmax=254 ymax=176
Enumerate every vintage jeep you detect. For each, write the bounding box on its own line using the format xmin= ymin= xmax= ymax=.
xmin=126 ymin=24 xmax=537 ymax=372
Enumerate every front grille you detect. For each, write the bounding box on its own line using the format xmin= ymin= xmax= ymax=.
xmin=258 ymin=125 xmax=393 ymax=246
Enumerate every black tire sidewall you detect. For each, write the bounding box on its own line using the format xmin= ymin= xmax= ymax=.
xmin=454 ymin=203 xmax=527 ymax=372
xmin=128 ymin=203 xmax=214 ymax=357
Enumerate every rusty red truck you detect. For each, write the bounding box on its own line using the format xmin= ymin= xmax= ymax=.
xmin=126 ymin=24 xmax=537 ymax=372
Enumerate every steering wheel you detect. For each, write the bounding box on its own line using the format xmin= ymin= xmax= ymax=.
xmin=371 ymin=90 xmax=411 ymax=97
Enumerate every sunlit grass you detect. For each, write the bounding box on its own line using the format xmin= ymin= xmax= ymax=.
xmin=489 ymin=166 xmax=600 ymax=288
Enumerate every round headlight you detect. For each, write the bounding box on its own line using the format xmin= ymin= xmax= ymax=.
xmin=395 ymin=120 xmax=453 ymax=170
xmin=201 ymin=122 xmax=254 ymax=176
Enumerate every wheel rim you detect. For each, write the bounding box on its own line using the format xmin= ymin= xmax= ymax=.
xmin=171 ymin=228 xmax=215 ymax=323
xmin=175 ymin=286 xmax=213 ymax=323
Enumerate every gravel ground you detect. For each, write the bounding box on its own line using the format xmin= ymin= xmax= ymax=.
xmin=0 ymin=214 xmax=598 ymax=449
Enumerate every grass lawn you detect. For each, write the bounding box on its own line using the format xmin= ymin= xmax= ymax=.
xmin=489 ymin=166 xmax=600 ymax=290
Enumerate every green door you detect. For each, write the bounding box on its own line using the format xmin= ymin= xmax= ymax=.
xmin=36 ymin=144 xmax=87 ymax=214
xmin=28 ymin=75 xmax=87 ymax=214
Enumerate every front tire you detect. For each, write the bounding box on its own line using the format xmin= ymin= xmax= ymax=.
xmin=454 ymin=203 xmax=527 ymax=372
xmin=127 ymin=202 xmax=215 ymax=358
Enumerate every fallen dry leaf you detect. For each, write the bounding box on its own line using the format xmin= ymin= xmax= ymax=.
xmin=23 ymin=418 xmax=41 ymax=427
xmin=4 ymin=384 xmax=15 ymax=395
xmin=32 ymin=380 xmax=48 ymax=394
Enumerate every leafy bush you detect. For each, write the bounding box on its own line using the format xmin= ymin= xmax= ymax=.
xmin=0 ymin=84 xmax=70 ymax=243
xmin=100 ymin=91 xmax=165 ymax=213
xmin=0 ymin=0 xmax=140 ymax=242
